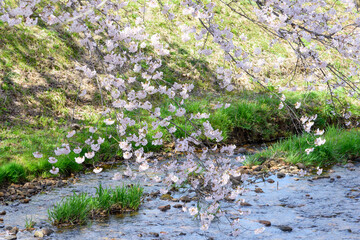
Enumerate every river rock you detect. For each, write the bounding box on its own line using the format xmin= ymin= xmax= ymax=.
xmin=160 ymin=194 xmax=173 ymax=201
xmin=252 ymin=165 xmax=262 ymax=172
xmin=267 ymin=179 xmax=275 ymax=183
xmin=240 ymin=201 xmax=252 ymax=207
xmin=344 ymin=163 xmax=355 ymax=168
xmin=149 ymin=232 xmax=159 ymax=237
xmin=254 ymin=188 xmax=264 ymax=193
xmin=150 ymin=190 xmax=160 ymax=198
xmin=296 ymin=163 xmax=305 ymax=169
xmin=237 ymin=148 xmax=247 ymax=154
xmin=180 ymin=196 xmax=191 ymax=203
xmin=21 ymin=199 xmax=31 ymax=204
xmin=173 ymin=204 xmax=183 ymax=208
xmin=34 ymin=230 xmax=44 ymax=238
xmin=23 ymin=183 xmax=36 ymax=189
xmin=158 ymin=205 xmax=171 ymax=212
xmin=277 ymin=225 xmax=292 ymax=232
xmin=258 ymin=220 xmax=271 ymax=226
xmin=7 ymin=226 xmax=19 ymax=235
xmin=42 ymin=228 xmax=54 ymax=236
xmin=0 ymin=210 xmax=6 ymax=215
xmin=277 ymin=172 xmax=286 ymax=178
xmin=0 ymin=192 xmax=4 ymax=197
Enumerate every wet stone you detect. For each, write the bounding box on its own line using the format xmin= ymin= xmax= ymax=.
xmin=180 ymin=196 xmax=191 ymax=203
xmin=296 ymin=163 xmax=305 ymax=169
xmin=173 ymin=204 xmax=183 ymax=209
xmin=277 ymin=225 xmax=293 ymax=232
xmin=237 ymin=148 xmax=247 ymax=154
xmin=150 ymin=190 xmax=160 ymax=198
xmin=42 ymin=228 xmax=54 ymax=236
xmin=258 ymin=220 xmax=271 ymax=226
xmin=255 ymin=188 xmax=264 ymax=193
xmin=160 ymin=194 xmax=173 ymax=201
xmin=0 ymin=211 xmax=6 ymax=215
xmin=240 ymin=202 xmax=252 ymax=207
xmin=34 ymin=230 xmax=44 ymax=238
xmin=252 ymin=165 xmax=262 ymax=171
xmin=149 ymin=232 xmax=159 ymax=237
xmin=277 ymin=172 xmax=286 ymax=178
xmin=158 ymin=205 xmax=171 ymax=212
xmin=20 ymin=199 xmax=31 ymax=204
xmin=8 ymin=226 xmax=19 ymax=235
xmin=267 ymin=179 xmax=275 ymax=183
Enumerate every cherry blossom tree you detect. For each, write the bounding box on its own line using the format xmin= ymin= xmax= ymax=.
xmin=1 ymin=0 xmax=359 ymax=235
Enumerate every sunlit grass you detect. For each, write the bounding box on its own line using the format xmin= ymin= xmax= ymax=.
xmin=248 ymin=127 xmax=360 ymax=167
xmin=47 ymin=184 xmax=143 ymax=226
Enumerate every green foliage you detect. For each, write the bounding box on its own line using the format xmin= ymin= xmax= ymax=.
xmin=90 ymin=183 xmax=113 ymax=213
xmin=48 ymin=184 xmax=143 ymax=226
xmin=250 ymin=127 xmax=360 ymax=167
xmin=24 ymin=216 xmax=36 ymax=230
xmin=0 ymin=162 xmax=26 ymax=184
xmin=111 ymin=184 xmax=143 ymax=210
xmin=48 ymin=192 xmax=91 ymax=226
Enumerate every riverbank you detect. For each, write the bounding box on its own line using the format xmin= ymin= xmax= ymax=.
xmin=1 ymin=158 xmax=359 ymax=239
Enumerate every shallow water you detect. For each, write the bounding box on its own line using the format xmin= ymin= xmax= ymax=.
xmin=1 ymin=163 xmax=359 ymax=240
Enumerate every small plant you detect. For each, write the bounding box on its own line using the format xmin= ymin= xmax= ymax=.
xmin=48 ymin=192 xmax=91 ymax=226
xmin=90 ymin=183 xmax=113 ymax=215
xmin=25 ymin=216 xmax=36 ymax=230
xmin=111 ymin=184 xmax=143 ymax=211
xmin=48 ymin=184 xmax=143 ymax=226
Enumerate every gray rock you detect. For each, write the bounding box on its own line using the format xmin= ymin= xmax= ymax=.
xmin=258 ymin=220 xmax=271 ymax=226
xmin=277 ymin=225 xmax=292 ymax=232
xmin=42 ymin=228 xmax=54 ymax=236
xmin=180 ymin=196 xmax=191 ymax=203
xmin=277 ymin=172 xmax=286 ymax=178
xmin=237 ymin=148 xmax=247 ymax=154
xmin=34 ymin=230 xmax=44 ymax=238
xmin=158 ymin=205 xmax=171 ymax=212
xmin=296 ymin=163 xmax=305 ymax=169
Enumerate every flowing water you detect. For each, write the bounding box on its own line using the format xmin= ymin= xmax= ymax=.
xmin=1 ymin=162 xmax=359 ymax=240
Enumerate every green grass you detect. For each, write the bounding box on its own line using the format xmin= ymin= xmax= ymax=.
xmin=47 ymin=184 xmax=143 ymax=226
xmin=248 ymin=127 xmax=360 ymax=167
xmin=1 ymin=89 xmax=359 ymax=185
xmin=24 ymin=216 xmax=36 ymax=230
xmin=48 ymin=192 xmax=91 ymax=226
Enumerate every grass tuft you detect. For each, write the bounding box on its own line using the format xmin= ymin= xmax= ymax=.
xmin=47 ymin=184 xmax=143 ymax=226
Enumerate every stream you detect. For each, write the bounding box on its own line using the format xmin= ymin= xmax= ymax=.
xmin=1 ymin=160 xmax=359 ymax=239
